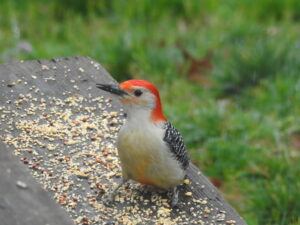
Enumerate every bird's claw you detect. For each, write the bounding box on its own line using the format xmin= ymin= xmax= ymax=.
xmin=170 ymin=187 xmax=179 ymax=207
xmin=102 ymin=194 xmax=115 ymax=207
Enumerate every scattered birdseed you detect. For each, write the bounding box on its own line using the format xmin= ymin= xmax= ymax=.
xmin=216 ymin=212 xmax=226 ymax=221
xmin=0 ymin=66 xmax=242 ymax=224
xmin=41 ymin=65 xmax=49 ymax=70
xmin=183 ymin=179 xmax=190 ymax=185
xmin=185 ymin=192 xmax=192 ymax=197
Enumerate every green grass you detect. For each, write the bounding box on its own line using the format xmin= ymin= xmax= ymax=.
xmin=1 ymin=1 xmax=300 ymax=224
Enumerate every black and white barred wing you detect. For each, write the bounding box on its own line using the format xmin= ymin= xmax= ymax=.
xmin=163 ymin=122 xmax=189 ymax=170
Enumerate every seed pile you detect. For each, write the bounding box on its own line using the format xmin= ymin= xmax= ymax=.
xmin=0 ymin=61 xmax=238 ymax=225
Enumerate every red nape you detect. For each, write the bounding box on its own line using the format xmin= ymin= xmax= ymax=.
xmin=120 ymin=79 xmax=167 ymax=122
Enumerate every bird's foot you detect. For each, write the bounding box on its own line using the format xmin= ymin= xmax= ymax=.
xmin=169 ymin=186 xmax=179 ymax=207
xmin=102 ymin=178 xmax=128 ymax=207
xmin=102 ymin=194 xmax=114 ymax=207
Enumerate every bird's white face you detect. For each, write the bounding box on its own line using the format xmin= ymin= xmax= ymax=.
xmin=120 ymin=86 xmax=156 ymax=111
xmin=96 ymin=79 xmax=166 ymax=122
xmin=118 ymin=86 xmax=160 ymax=123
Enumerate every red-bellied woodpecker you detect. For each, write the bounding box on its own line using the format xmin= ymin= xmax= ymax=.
xmin=96 ymin=79 xmax=189 ymax=206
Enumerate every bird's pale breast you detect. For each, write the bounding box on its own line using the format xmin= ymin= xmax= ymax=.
xmin=117 ymin=124 xmax=185 ymax=189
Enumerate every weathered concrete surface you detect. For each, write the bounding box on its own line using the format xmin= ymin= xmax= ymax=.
xmin=0 ymin=57 xmax=246 ymax=224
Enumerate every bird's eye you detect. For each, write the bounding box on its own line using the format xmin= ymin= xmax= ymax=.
xmin=134 ymin=89 xmax=143 ymax=97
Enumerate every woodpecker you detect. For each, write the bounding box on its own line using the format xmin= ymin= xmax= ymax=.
xmin=96 ymin=79 xmax=189 ymax=206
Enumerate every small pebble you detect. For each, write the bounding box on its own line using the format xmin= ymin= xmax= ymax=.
xmin=16 ymin=180 xmax=28 ymax=189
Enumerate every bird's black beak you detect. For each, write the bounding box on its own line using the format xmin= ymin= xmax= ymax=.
xmin=96 ymin=83 xmax=128 ymax=96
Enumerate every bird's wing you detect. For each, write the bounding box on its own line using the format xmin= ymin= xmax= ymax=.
xmin=163 ymin=122 xmax=189 ymax=170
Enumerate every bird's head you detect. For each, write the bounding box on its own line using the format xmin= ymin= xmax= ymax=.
xmin=96 ymin=79 xmax=166 ymax=123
